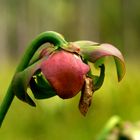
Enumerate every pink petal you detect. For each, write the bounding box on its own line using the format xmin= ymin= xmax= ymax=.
xmin=41 ymin=51 xmax=90 ymax=99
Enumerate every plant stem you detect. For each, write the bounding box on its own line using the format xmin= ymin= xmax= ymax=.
xmin=0 ymin=31 xmax=67 ymax=126
xmin=97 ymin=116 xmax=121 ymax=140
xmin=0 ymin=84 xmax=14 ymax=127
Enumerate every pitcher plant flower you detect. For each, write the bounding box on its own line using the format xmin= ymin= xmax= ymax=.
xmin=0 ymin=31 xmax=125 ymax=126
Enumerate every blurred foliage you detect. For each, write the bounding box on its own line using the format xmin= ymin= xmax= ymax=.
xmin=0 ymin=0 xmax=140 ymax=60
xmin=0 ymin=0 xmax=140 ymax=140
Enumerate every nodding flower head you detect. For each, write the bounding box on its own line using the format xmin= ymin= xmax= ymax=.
xmin=12 ymin=31 xmax=125 ymax=116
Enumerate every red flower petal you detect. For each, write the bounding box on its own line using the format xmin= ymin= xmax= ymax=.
xmin=41 ymin=50 xmax=90 ymax=99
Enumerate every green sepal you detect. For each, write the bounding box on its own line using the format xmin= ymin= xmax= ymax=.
xmin=94 ymin=64 xmax=105 ymax=91
xmin=12 ymin=72 xmax=36 ymax=106
xmin=29 ymin=44 xmax=57 ymax=66
xmin=30 ymin=73 xmax=56 ymax=99
xmin=12 ymin=59 xmax=43 ymax=106
xmin=73 ymin=41 xmax=125 ymax=82
xmin=94 ymin=57 xmax=105 ymax=68
xmin=89 ymin=64 xmax=105 ymax=91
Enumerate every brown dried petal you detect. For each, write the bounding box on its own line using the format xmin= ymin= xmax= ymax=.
xmin=79 ymin=76 xmax=93 ymax=116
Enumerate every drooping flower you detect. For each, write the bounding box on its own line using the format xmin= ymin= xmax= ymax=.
xmin=12 ymin=31 xmax=125 ymax=116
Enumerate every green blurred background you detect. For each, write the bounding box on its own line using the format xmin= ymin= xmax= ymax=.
xmin=0 ymin=0 xmax=140 ymax=139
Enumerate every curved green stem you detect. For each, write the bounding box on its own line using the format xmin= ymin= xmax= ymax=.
xmin=0 ymin=31 xmax=67 ymax=126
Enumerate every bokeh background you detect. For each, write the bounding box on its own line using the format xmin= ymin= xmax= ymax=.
xmin=0 ymin=0 xmax=140 ymax=139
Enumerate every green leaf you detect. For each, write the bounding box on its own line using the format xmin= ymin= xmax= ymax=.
xmin=73 ymin=41 xmax=125 ymax=82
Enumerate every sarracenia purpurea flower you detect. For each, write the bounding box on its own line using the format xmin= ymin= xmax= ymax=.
xmin=0 ymin=31 xmax=125 ymax=126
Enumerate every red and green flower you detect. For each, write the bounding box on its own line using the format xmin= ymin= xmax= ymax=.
xmin=11 ymin=31 xmax=125 ymax=116
xmin=0 ymin=31 xmax=126 ymax=127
